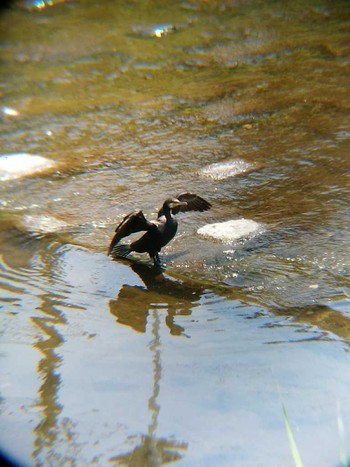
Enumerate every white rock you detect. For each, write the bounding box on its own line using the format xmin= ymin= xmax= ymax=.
xmin=200 ymin=159 xmax=252 ymax=180
xmin=0 ymin=153 xmax=55 ymax=181
xmin=198 ymin=219 xmax=264 ymax=243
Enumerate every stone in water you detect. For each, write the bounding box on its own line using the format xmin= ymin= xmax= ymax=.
xmin=0 ymin=153 xmax=55 ymax=181
xmin=200 ymin=159 xmax=252 ymax=180
xmin=198 ymin=219 xmax=263 ymax=242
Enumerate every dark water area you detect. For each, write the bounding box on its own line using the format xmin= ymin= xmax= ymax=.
xmin=1 ymin=0 xmax=350 ymax=465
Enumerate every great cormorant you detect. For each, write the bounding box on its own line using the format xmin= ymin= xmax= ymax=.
xmin=108 ymin=193 xmax=211 ymax=266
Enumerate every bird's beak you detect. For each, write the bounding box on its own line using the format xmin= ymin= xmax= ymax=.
xmin=169 ymin=200 xmax=187 ymax=209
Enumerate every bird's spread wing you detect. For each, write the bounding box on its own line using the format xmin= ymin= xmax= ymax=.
xmin=172 ymin=192 xmax=212 ymax=215
xmin=108 ymin=210 xmax=156 ymax=255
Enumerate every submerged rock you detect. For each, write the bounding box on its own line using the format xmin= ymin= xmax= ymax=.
xmin=198 ymin=219 xmax=264 ymax=242
xmin=22 ymin=214 xmax=69 ymax=235
xmin=0 ymin=153 xmax=55 ymax=181
xmin=200 ymin=159 xmax=253 ymax=180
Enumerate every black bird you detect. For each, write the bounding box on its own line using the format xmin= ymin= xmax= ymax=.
xmin=108 ymin=193 xmax=211 ymax=266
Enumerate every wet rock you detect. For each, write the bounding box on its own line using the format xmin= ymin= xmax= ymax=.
xmin=0 ymin=153 xmax=55 ymax=181
xmin=22 ymin=214 xmax=69 ymax=235
xmin=197 ymin=219 xmax=264 ymax=242
xmin=200 ymin=159 xmax=253 ymax=180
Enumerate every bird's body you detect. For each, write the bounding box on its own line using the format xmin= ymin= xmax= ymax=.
xmin=108 ymin=193 xmax=211 ymax=266
xmin=126 ymin=209 xmax=178 ymax=257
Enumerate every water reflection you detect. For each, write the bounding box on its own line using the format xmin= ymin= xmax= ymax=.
xmin=109 ymin=261 xmax=204 ymax=336
xmin=110 ymin=308 xmax=187 ymax=466
xmin=31 ymin=295 xmax=65 ymax=464
xmin=109 ymin=261 xmax=191 ymax=464
xmin=273 ymin=304 xmax=350 ymax=345
xmin=110 ymin=434 xmax=187 ymax=466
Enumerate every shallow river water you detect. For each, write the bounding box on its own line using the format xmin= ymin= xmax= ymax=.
xmin=1 ymin=1 xmax=350 ymax=466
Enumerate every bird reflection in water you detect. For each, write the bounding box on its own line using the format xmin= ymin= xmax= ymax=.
xmin=109 ymin=261 xmax=198 ymax=464
xmin=109 ymin=261 xmax=204 ymax=336
xmin=110 ymin=307 xmax=188 ymax=465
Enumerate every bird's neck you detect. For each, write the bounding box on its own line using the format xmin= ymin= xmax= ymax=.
xmin=164 ymin=209 xmax=174 ymax=221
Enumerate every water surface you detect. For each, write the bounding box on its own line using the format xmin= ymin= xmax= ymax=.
xmin=1 ymin=0 xmax=350 ymax=465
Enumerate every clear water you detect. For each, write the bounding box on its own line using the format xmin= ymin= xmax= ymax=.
xmin=1 ymin=1 xmax=350 ymax=465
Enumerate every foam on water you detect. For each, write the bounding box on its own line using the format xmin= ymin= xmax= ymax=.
xmin=200 ymin=159 xmax=253 ymax=180
xmin=197 ymin=218 xmax=264 ymax=243
xmin=0 ymin=153 xmax=55 ymax=181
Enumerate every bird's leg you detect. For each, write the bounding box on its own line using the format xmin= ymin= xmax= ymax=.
xmin=152 ymin=253 xmax=163 ymax=268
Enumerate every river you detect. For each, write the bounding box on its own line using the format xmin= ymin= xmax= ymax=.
xmin=1 ymin=1 xmax=350 ymax=465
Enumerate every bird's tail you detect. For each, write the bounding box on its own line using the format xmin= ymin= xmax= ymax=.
xmin=109 ymin=243 xmax=131 ymax=259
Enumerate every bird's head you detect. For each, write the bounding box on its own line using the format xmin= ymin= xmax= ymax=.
xmin=158 ymin=198 xmax=187 ymax=218
xmin=165 ymin=198 xmax=187 ymax=210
